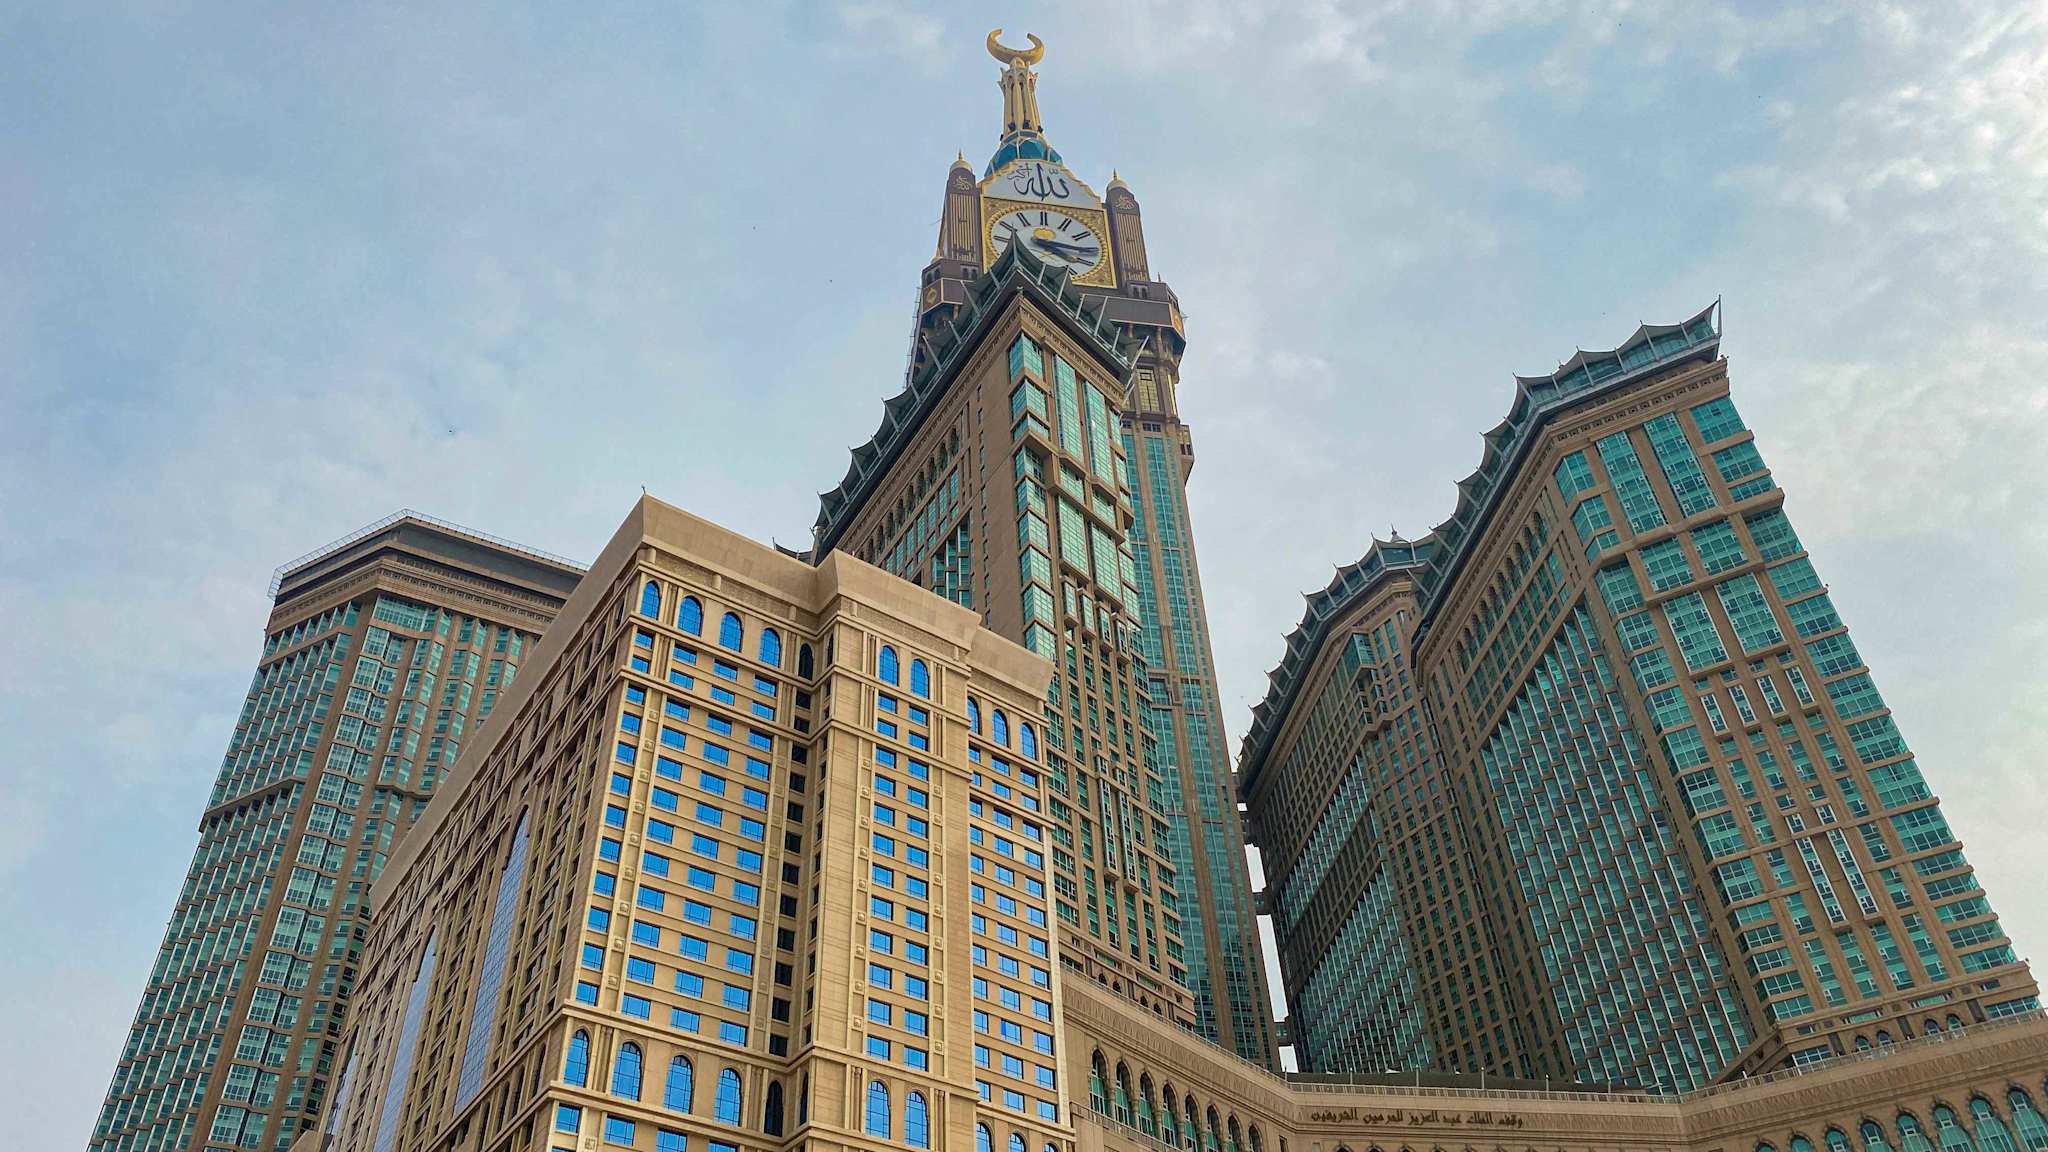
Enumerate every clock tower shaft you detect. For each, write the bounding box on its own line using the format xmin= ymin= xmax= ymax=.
xmin=894 ymin=32 xmax=1276 ymax=1068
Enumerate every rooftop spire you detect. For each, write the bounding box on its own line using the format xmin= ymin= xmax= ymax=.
xmin=987 ymin=29 xmax=1045 ymax=135
xmin=984 ymin=29 xmax=1062 ymax=175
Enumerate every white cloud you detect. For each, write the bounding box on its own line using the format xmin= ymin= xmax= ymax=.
xmin=7 ymin=4 xmax=2048 ymax=1145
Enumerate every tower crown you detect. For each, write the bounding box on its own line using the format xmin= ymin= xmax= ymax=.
xmin=986 ymin=29 xmax=1062 ymax=175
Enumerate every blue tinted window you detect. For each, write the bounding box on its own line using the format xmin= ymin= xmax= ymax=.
xmin=612 ymin=1043 xmax=643 ymax=1099
xmin=865 ymin=1081 xmax=892 ymax=1137
xmin=564 ymin=1030 xmax=590 ymax=1086
xmin=663 ymin=1056 xmax=693 ymax=1112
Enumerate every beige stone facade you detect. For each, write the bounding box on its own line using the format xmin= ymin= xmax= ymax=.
xmin=818 ymin=250 xmax=1199 ymax=1034
xmin=319 ymin=496 xmax=1074 ymax=1152
xmin=1066 ymin=976 xmax=2048 ymax=1152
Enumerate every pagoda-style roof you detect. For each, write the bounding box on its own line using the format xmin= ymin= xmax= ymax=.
xmin=1236 ymin=535 xmax=1436 ymax=796
xmin=1416 ymin=302 xmax=1721 ymax=626
xmin=811 ymin=238 xmax=1141 ymax=556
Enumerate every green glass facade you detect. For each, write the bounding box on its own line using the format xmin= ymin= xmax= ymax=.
xmin=89 ymin=518 xmax=577 ymax=1152
xmin=1123 ymin=423 xmax=1270 ymax=1062
xmin=1243 ymin=307 xmax=2038 ymax=1090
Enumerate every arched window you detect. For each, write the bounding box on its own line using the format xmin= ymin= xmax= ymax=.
xmin=1020 ymin=722 xmax=1038 ymax=760
xmin=797 ymin=1072 xmax=809 ymax=1126
xmin=1250 ymin=1125 xmax=1265 ymax=1152
xmin=763 ymin=1081 xmax=785 ymax=1136
xmin=2005 ymin=1088 xmax=2048 ymax=1148
xmin=1861 ymin=1120 xmax=1897 ymax=1152
xmin=910 ymin=658 xmax=930 ymax=698
xmin=976 ymin=1123 xmax=994 ymax=1152
xmin=640 ymin=580 xmax=661 ymax=617
xmin=719 ymin=612 xmax=743 ymax=651
xmin=678 ymin=596 xmax=703 ymax=635
xmin=1114 ymin=1062 xmax=1133 ymax=1124
xmin=1966 ymin=1099 xmax=2013 ymax=1152
xmin=1794 ymin=1139 xmax=1816 ymax=1152
xmin=612 ymin=1043 xmax=642 ymax=1100
xmin=1877 ymin=1029 xmax=1894 ymax=1046
xmin=663 ymin=1056 xmax=693 ymax=1112
xmin=992 ymin=708 xmax=1010 ymax=747
xmin=1011 ymin=1134 xmax=1027 ymax=1152
xmin=967 ymin=697 xmax=982 ymax=734
xmin=798 ymin=643 xmax=814 ymax=679
xmin=1896 ymin=1112 xmax=1932 ymax=1152
xmin=759 ymin=628 xmax=782 ymax=668
xmin=1856 ymin=1035 xmax=1873 ymax=1051
xmin=879 ymin=645 xmax=900 ymax=685
xmin=1826 ymin=1131 xmax=1854 ymax=1152
xmin=563 ymin=1030 xmax=589 ymax=1087
xmin=865 ymin=1081 xmax=891 ymax=1138
xmin=1930 ymin=1106 xmax=1976 ymax=1152
xmin=906 ymin=1091 xmax=930 ymax=1148
xmin=715 ymin=1069 xmax=742 ymax=1124
xmin=1948 ymin=1014 xmax=1965 ymax=1031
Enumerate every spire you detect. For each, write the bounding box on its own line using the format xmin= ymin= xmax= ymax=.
xmin=984 ymin=29 xmax=1062 ymax=176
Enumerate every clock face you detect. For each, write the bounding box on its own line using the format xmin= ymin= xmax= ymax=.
xmin=989 ymin=205 xmax=1105 ymax=278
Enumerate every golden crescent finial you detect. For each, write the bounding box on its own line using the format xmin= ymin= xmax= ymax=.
xmin=987 ymin=28 xmax=1045 ymax=67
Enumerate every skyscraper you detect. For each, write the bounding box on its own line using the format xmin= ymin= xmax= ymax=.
xmin=90 ymin=513 xmax=582 ymax=1152
xmin=1240 ymin=306 xmax=2040 ymax=1090
xmin=319 ymin=496 xmax=1072 ymax=1152
xmin=300 ymin=33 xmax=2048 ymax=1152
xmin=823 ymin=29 xmax=1271 ymax=1065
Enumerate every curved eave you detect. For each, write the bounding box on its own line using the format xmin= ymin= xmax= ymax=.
xmin=1239 ymin=301 xmax=1725 ymax=799
xmin=1416 ymin=301 xmax=1722 ymax=630
xmin=1237 ymin=535 xmax=1437 ymax=797
xmin=811 ymin=239 xmax=1138 ymax=553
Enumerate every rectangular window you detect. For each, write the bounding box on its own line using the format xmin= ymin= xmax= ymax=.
xmin=1597 ymin=563 xmax=1645 ymax=613
xmin=1645 ymin=413 xmax=1718 ymax=516
xmin=1716 ymin=574 xmax=1784 ymax=652
xmin=1663 ymin=591 xmax=1729 ymax=670
xmin=1639 ymin=539 xmax=1693 ymax=592
xmin=1691 ymin=519 xmax=1747 ymax=575
xmin=1596 ymin=430 xmax=1667 ymax=533
xmin=1554 ymin=451 xmax=1596 ymax=502
xmin=1745 ymin=508 xmax=1802 ymax=562
xmin=1786 ymin=594 xmax=1843 ymax=638
xmin=1691 ymin=396 xmax=1746 ymax=443
xmin=1713 ymin=439 xmax=1767 ymax=484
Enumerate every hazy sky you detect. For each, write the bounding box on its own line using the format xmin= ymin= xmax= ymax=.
xmin=6 ymin=1 xmax=2047 ymax=1144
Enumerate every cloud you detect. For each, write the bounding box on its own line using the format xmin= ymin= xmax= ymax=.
xmin=7 ymin=3 xmax=2048 ymax=1142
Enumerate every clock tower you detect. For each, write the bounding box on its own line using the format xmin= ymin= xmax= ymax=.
xmin=907 ymin=31 xmax=1277 ymax=1066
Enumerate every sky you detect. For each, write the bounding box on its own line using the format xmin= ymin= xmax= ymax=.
xmin=5 ymin=0 xmax=2047 ymax=1143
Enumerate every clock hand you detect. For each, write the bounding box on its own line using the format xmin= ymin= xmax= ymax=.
xmin=1032 ymin=237 xmax=1097 ymax=261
